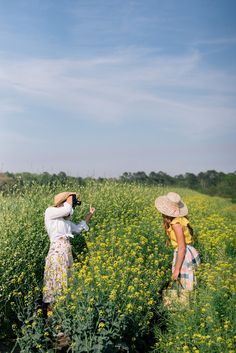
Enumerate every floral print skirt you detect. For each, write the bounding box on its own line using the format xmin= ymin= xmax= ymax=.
xmin=43 ymin=237 xmax=73 ymax=304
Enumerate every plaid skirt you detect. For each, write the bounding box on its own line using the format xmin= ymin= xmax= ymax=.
xmin=172 ymin=245 xmax=201 ymax=290
xmin=43 ymin=237 xmax=73 ymax=304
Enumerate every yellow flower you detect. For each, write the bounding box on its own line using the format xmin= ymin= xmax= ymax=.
xmin=47 ymin=310 xmax=53 ymax=318
xmin=98 ymin=322 xmax=106 ymax=329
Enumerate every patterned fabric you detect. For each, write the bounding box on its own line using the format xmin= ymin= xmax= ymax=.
xmin=172 ymin=245 xmax=201 ymax=290
xmin=43 ymin=237 xmax=73 ymax=304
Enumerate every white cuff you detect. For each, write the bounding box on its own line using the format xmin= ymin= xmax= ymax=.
xmin=80 ymin=220 xmax=89 ymax=232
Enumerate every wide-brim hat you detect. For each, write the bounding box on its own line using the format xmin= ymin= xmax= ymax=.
xmin=155 ymin=192 xmax=188 ymax=217
xmin=54 ymin=191 xmax=78 ymax=207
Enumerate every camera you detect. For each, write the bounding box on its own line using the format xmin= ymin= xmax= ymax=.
xmin=72 ymin=194 xmax=82 ymax=208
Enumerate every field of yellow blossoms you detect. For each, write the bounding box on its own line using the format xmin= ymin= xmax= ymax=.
xmin=0 ymin=180 xmax=235 ymax=352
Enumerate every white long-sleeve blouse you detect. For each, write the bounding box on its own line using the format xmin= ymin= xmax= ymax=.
xmin=44 ymin=201 xmax=89 ymax=242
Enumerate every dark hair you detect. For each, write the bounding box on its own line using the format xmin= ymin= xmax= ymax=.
xmin=162 ymin=214 xmax=194 ymax=237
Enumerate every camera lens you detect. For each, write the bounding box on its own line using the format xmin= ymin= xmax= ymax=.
xmin=72 ymin=194 xmax=81 ymax=208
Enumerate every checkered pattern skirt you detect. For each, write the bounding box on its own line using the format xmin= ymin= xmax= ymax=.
xmin=172 ymin=245 xmax=201 ymax=290
xmin=43 ymin=237 xmax=73 ymax=304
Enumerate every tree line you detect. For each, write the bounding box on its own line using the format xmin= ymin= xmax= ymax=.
xmin=120 ymin=170 xmax=236 ymax=201
xmin=0 ymin=169 xmax=236 ymax=202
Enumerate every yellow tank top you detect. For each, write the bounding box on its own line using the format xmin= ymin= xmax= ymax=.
xmin=167 ymin=217 xmax=193 ymax=249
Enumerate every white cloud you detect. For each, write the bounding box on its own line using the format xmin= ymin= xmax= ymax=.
xmin=0 ymin=48 xmax=235 ymax=132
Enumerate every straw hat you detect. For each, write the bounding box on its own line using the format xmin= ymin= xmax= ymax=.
xmin=53 ymin=191 xmax=77 ymax=207
xmin=155 ymin=192 xmax=188 ymax=217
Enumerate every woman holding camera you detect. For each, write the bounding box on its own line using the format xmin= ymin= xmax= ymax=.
xmin=43 ymin=192 xmax=95 ymax=311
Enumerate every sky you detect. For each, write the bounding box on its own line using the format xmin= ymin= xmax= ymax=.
xmin=0 ymin=0 xmax=236 ymax=178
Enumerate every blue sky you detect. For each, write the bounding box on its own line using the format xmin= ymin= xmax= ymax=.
xmin=0 ymin=0 xmax=236 ymax=177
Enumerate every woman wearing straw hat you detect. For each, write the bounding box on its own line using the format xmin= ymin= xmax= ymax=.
xmin=43 ymin=192 xmax=95 ymax=312
xmin=155 ymin=192 xmax=200 ymax=290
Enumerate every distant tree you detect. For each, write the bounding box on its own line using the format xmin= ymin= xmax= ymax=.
xmin=132 ymin=171 xmax=148 ymax=183
xmin=217 ymin=172 xmax=236 ymax=200
xmin=39 ymin=172 xmax=51 ymax=184
xmin=174 ymin=174 xmax=185 ymax=187
xmin=184 ymin=172 xmax=199 ymax=189
xmin=120 ymin=172 xmax=133 ymax=182
xmin=149 ymin=171 xmax=169 ymax=185
xmin=76 ymin=177 xmax=86 ymax=185
xmin=0 ymin=173 xmax=15 ymax=191
xmin=156 ymin=171 xmax=174 ymax=185
xmin=57 ymin=171 xmax=67 ymax=184
xmin=58 ymin=171 xmax=67 ymax=178
xmin=198 ymin=172 xmax=208 ymax=189
xmin=197 ymin=170 xmax=225 ymax=190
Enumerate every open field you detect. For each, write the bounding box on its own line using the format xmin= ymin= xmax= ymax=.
xmin=0 ymin=181 xmax=235 ymax=352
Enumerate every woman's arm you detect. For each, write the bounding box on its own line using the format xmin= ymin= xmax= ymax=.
xmin=84 ymin=206 xmax=96 ymax=225
xmin=172 ymin=223 xmax=186 ymax=281
xmin=45 ymin=201 xmax=72 ymax=220
xmin=70 ymin=206 xmax=96 ymax=234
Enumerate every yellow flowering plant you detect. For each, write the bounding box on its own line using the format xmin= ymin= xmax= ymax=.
xmin=0 ymin=181 xmax=235 ymax=352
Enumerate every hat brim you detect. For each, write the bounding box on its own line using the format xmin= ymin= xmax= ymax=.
xmin=155 ymin=196 xmax=188 ymax=217
xmin=54 ymin=192 xmax=77 ymax=206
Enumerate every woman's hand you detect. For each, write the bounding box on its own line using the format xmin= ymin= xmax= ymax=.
xmin=66 ymin=195 xmax=73 ymax=206
xmin=172 ymin=268 xmax=180 ymax=281
xmin=90 ymin=206 xmax=96 ymax=215
xmin=85 ymin=205 xmax=96 ymax=224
